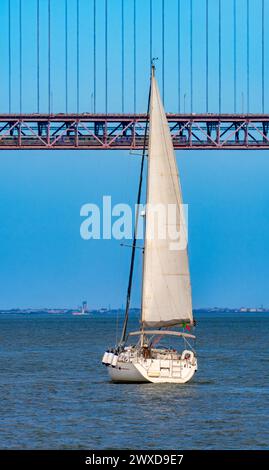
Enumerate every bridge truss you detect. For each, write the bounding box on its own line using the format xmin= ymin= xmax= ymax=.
xmin=1 ymin=114 xmax=269 ymax=151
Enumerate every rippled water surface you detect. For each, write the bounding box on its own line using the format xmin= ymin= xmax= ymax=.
xmin=0 ymin=312 xmax=268 ymax=449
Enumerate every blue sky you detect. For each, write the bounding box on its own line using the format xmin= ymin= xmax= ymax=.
xmin=0 ymin=0 xmax=269 ymax=309
xmin=1 ymin=148 xmax=269 ymax=309
xmin=1 ymin=0 xmax=268 ymax=114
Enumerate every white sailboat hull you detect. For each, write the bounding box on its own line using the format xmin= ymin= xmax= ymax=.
xmin=108 ymin=361 xmax=146 ymax=383
xmin=106 ymin=351 xmax=197 ymax=384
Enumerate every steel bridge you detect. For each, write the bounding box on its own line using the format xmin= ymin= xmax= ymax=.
xmin=1 ymin=0 xmax=268 ymax=152
xmin=1 ymin=113 xmax=269 ymax=150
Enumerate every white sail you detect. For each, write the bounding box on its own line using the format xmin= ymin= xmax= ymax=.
xmin=141 ymin=70 xmax=193 ymax=328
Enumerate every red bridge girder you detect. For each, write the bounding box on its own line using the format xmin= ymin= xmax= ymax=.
xmin=1 ymin=113 xmax=269 ymax=150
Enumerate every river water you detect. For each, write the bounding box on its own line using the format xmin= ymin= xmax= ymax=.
xmin=0 ymin=312 xmax=268 ymax=449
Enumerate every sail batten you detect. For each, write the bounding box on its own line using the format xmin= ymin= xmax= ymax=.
xmin=141 ymin=70 xmax=193 ymax=328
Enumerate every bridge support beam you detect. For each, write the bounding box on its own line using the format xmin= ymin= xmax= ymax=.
xmin=1 ymin=114 xmax=269 ymax=150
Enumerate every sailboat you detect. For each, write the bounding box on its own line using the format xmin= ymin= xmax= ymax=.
xmin=102 ymin=66 xmax=197 ymax=383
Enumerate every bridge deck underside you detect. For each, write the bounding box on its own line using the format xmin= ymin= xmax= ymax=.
xmin=1 ymin=114 xmax=269 ymax=150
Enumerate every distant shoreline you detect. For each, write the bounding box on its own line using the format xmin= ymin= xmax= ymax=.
xmin=0 ymin=307 xmax=268 ymax=315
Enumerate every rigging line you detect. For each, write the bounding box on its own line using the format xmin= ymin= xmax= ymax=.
xmin=105 ymin=0 xmax=108 ymax=113
xmin=37 ymin=0 xmax=40 ymax=113
xmin=190 ymin=0 xmax=193 ymax=113
xmin=65 ymin=0 xmax=68 ymax=113
xmin=93 ymin=0 xmax=96 ymax=113
xmin=262 ymin=0 xmax=264 ymax=114
xmin=19 ymin=0 xmax=22 ymax=113
xmin=234 ymin=0 xmax=237 ymax=113
xmin=178 ymin=0 xmax=180 ymax=112
xmin=206 ymin=0 xmax=208 ymax=113
xmin=120 ymin=69 xmax=152 ymax=346
xmin=115 ymin=309 xmax=119 ymax=348
xmin=134 ymin=0 xmax=136 ymax=114
xmin=122 ymin=0 xmax=124 ymax=113
xmin=247 ymin=0 xmax=249 ymax=113
xmin=219 ymin=0 xmax=221 ymax=114
xmin=77 ymin=0 xmax=80 ymax=113
xmin=162 ymin=0 xmax=165 ymax=103
xmin=8 ymin=0 xmax=11 ymax=113
xmin=48 ymin=0 xmax=51 ymax=114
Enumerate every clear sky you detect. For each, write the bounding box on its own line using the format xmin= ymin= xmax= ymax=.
xmin=1 ymin=0 xmax=268 ymax=114
xmin=0 ymin=0 xmax=269 ymax=309
xmin=1 ymin=148 xmax=269 ymax=310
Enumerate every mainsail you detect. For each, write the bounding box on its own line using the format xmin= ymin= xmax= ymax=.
xmin=141 ymin=69 xmax=193 ymax=328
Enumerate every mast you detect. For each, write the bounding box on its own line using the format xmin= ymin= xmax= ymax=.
xmin=119 ymin=67 xmax=153 ymax=346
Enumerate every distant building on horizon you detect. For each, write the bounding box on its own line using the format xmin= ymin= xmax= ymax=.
xmin=82 ymin=300 xmax=88 ymax=313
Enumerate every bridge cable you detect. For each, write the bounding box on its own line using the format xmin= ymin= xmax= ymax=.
xmin=65 ymin=0 xmax=68 ymax=113
xmin=19 ymin=0 xmax=22 ymax=113
xmin=178 ymin=0 xmax=181 ymax=112
xmin=121 ymin=0 xmax=125 ymax=113
xmin=133 ymin=0 xmax=136 ymax=113
xmin=48 ymin=0 xmax=51 ymax=114
xmin=234 ymin=0 xmax=237 ymax=113
xmin=8 ymin=0 xmax=11 ymax=113
xmin=247 ymin=0 xmax=250 ymax=113
xmin=262 ymin=0 xmax=265 ymax=114
xmin=190 ymin=0 xmax=193 ymax=113
xmin=105 ymin=0 xmax=108 ymax=113
xmin=37 ymin=0 xmax=40 ymax=113
xmin=77 ymin=0 xmax=80 ymax=113
xmin=93 ymin=0 xmax=96 ymax=113
xmin=206 ymin=0 xmax=208 ymax=113
xmin=219 ymin=0 xmax=221 ymax=114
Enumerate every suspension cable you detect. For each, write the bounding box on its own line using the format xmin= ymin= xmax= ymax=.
xmin=19 ymin=0 xmax=22 ymax=113
xmin=65 ymin=0 xmax=68 ymax=113
xmin=37 ymin=0 xmax=40 ymax=113
xmin=121 ymin=0 xmax=125 ymax=113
